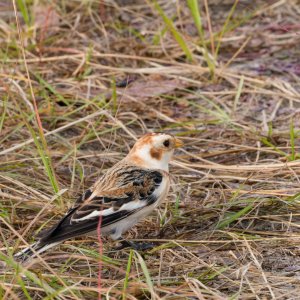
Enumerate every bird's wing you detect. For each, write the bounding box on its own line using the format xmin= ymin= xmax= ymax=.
xmin=37 ymin=165 xmax=165 ymax=244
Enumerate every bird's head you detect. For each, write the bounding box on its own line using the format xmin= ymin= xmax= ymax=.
xmin=126 ymin=133 xmax=183 ymax=171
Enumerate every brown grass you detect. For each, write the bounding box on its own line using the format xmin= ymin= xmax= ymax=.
xmin=1 ymin=0 xmax=300 ymax=299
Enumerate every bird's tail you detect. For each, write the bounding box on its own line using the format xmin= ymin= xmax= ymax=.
xmin=14 ymin=241 xmax=59 ymax=263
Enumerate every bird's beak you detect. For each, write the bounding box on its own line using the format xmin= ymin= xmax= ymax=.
xmin=174 ymin=138 xmax=184 ymax=148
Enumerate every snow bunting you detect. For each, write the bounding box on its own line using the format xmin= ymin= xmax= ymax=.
xmin=14 ymin=132 xmax=183 ymax=262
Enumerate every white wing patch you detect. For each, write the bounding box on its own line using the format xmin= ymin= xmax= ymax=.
xmin=72 ymin=200 xmax=148 ymax=223
xmin=119 ymin=199 xmax=147 ymax=211
xmin=72 ymin=207 xmax=114 ymax=222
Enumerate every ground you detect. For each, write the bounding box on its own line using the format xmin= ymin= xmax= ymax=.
xmin=1 ymin=0 xmax=300 ymax=299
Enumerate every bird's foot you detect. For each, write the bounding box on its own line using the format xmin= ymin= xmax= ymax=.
xmin=115 ymin=239 xmax=155 ymax=251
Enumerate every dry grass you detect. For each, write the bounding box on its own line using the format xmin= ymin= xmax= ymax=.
xmin=1 ymin=0 xmax=300 ymax=299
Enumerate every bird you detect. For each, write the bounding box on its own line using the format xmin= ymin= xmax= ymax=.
xmin=14 ymin=132 xmax=183 ymax=263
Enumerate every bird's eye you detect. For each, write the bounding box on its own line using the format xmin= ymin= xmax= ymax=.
xmin=163 ymin=140 xmax=170 ymax=147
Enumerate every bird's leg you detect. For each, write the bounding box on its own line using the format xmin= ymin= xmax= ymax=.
xmin=115 ymin=238 xmax=155 ymax=251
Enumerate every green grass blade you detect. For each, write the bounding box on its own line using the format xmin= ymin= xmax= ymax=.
xmin=216 ymin=204 xmax=253 ymax=229
xmin=12 ymin=99 xmax=60 ymax=198
xmin=153 ymin=0 xmax=193 ymax=61
xmin=289 ymin=118 xmax=296 ymax=161
xmin=174 ymin=194 xmax=180 ymax=217
xmin=0 ymin=252 xmax=56 ymax=296
xmin=215 ymin=0 xmax=239 ymax=59
xmin=34 ymin=73 xmax=69 ymax=106
xmin=122 ymin=249 xmax=133 ymax=300
xmin=16 ymin=276 xmax=33 ymax=300
xmin=152 ymin=25 xmax=168 ymax=45
xmin=135 ymin=251 xmax=154 ymax=296
xmin=71 ymin=246 xmax=121 ymax=266
xmin=0 ymin=95 xmax=8 ymax=134
xmin=28 ymin=125 xmax=60 ymax=194
xmin=261 ymin=137 xmax=287 ymax=158
xmin=111 ymin=79 xmax=117 ymax=113
xmin=233 ymin=75 xmax=244 ymax=112
xmin=187 ymin=0 xmax=204 ymax=39
xmin=187 ymin=0 xmax=215 ymax=74
xmin=16 ymin=0 xmax=30 ymax=26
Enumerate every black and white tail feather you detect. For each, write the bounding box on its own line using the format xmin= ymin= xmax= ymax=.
xmin=14 ymin=241 xmax=59 ymax=263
